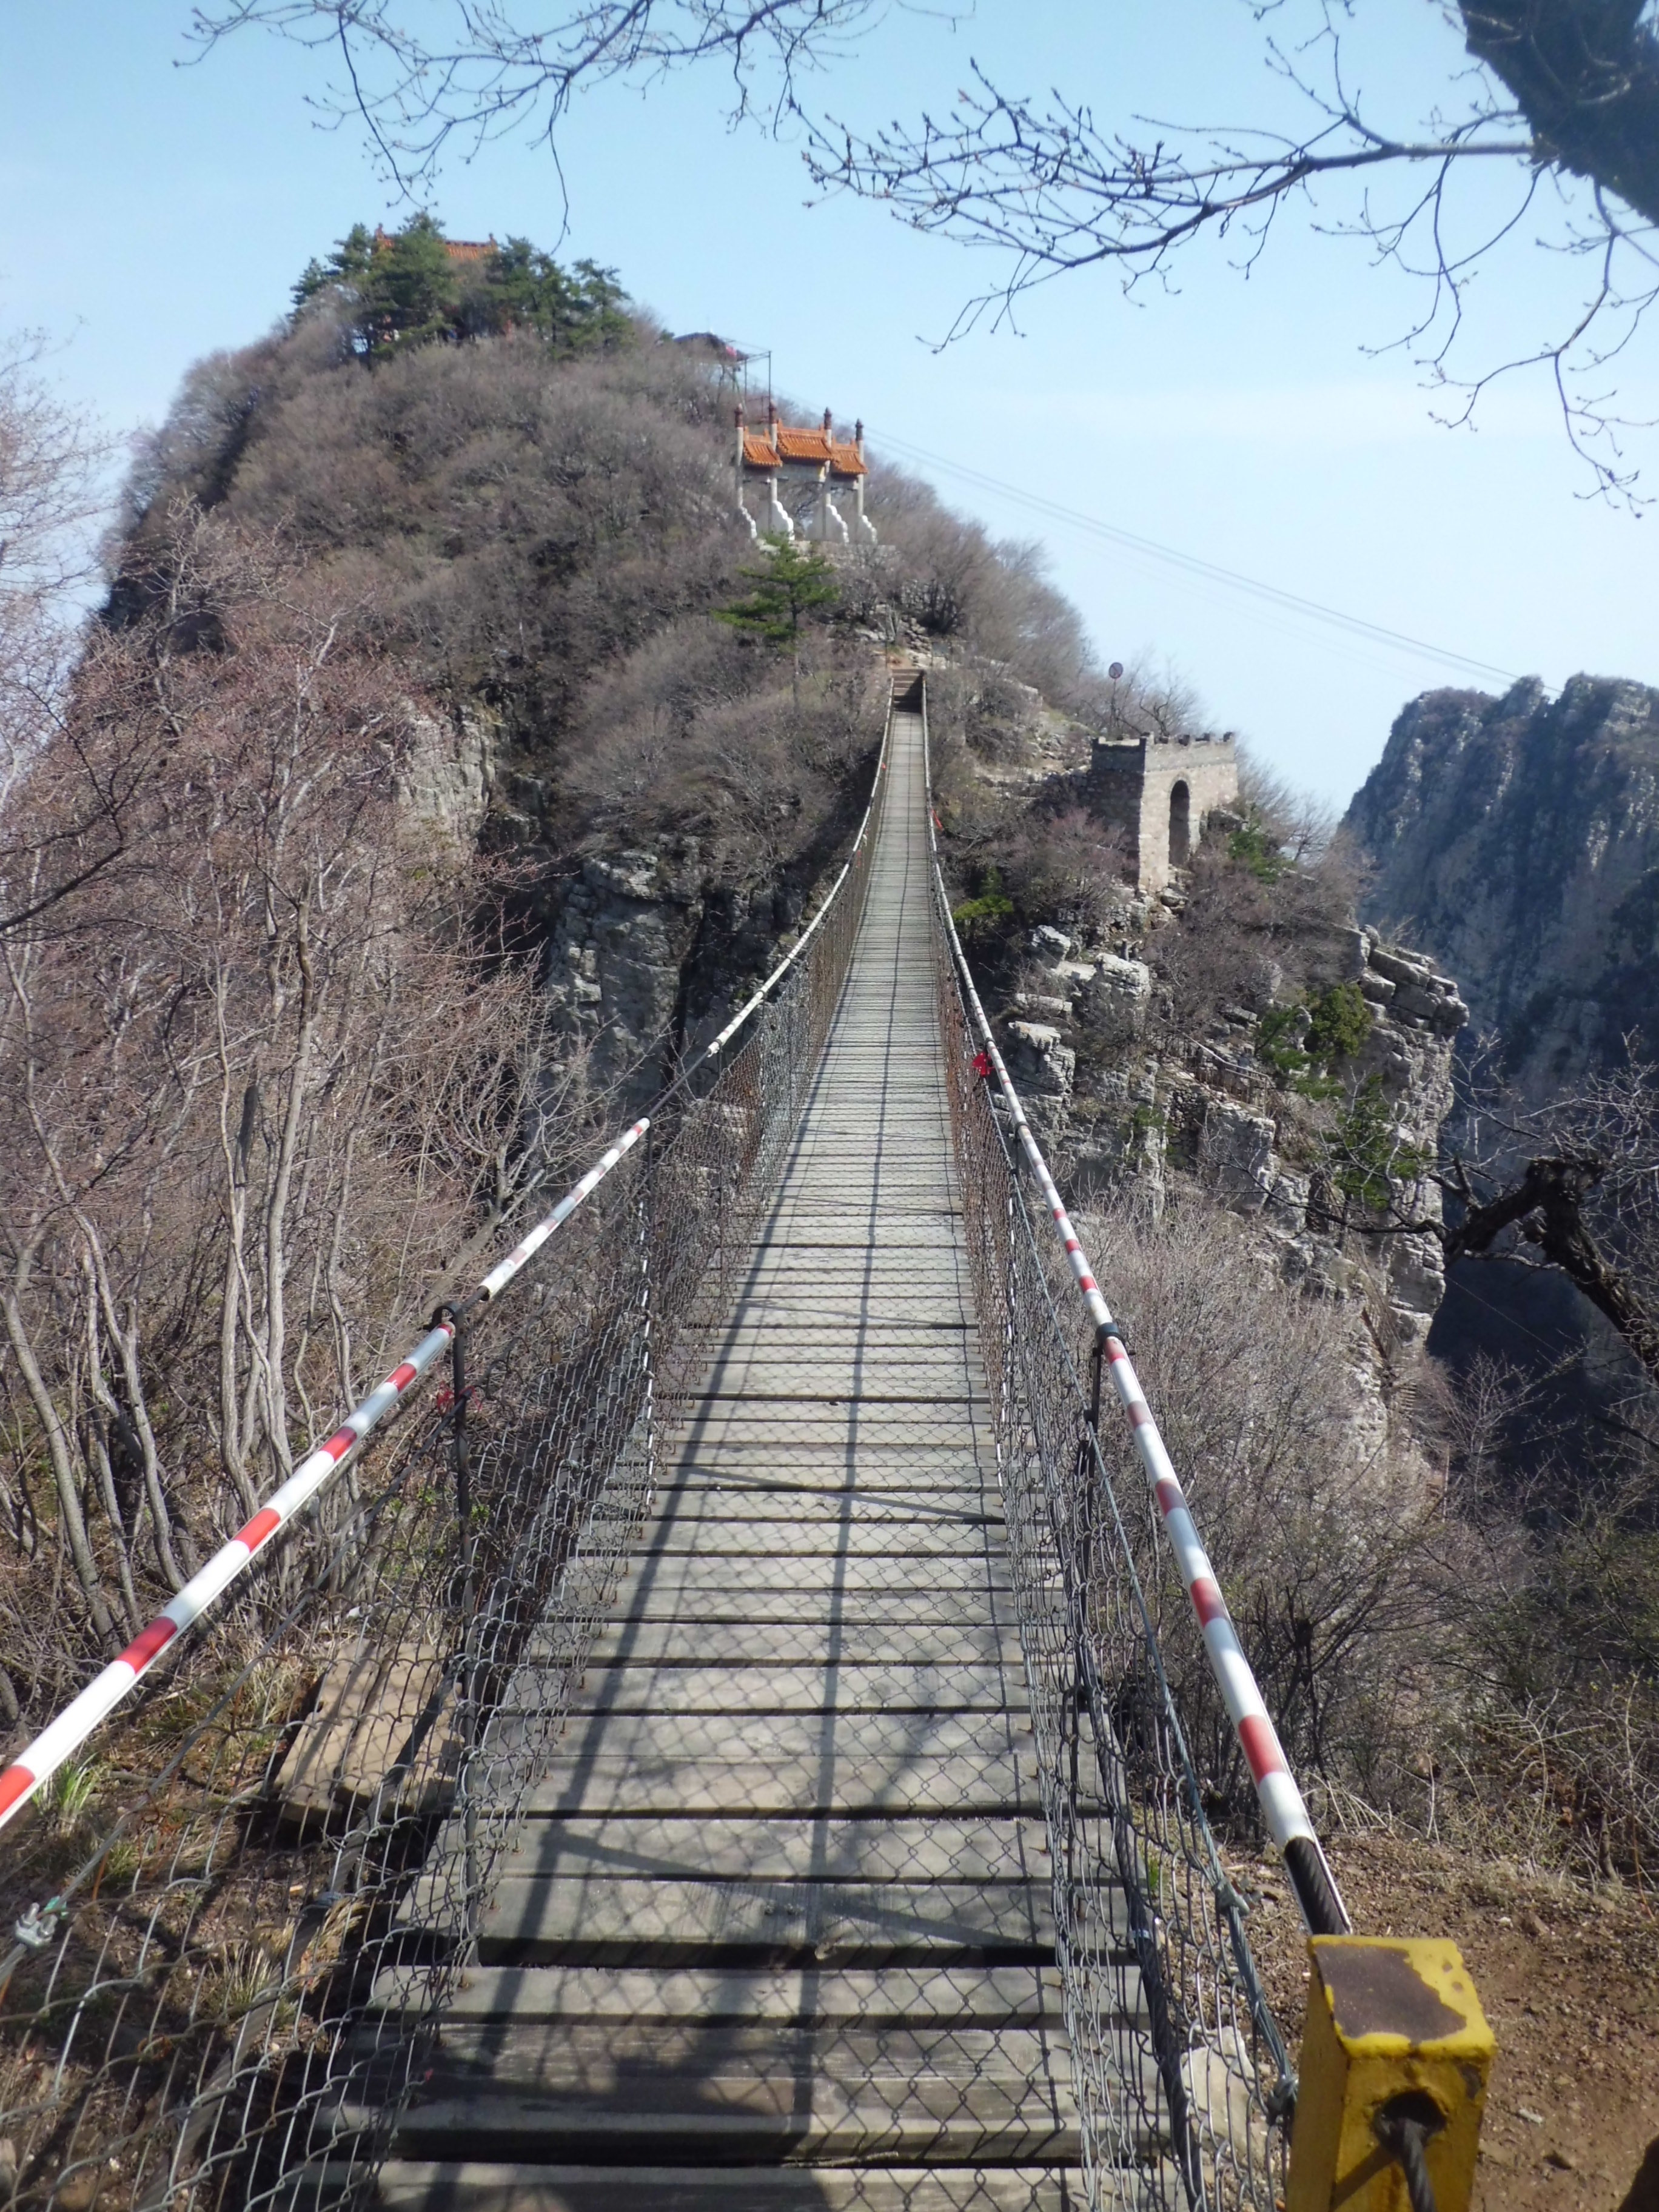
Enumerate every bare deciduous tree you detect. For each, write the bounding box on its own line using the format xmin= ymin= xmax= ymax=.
xmin=0 ymin=508 xmax=595 ymax=1713
xmin=1438 ymin=1048 xmax=1659 ymax=1381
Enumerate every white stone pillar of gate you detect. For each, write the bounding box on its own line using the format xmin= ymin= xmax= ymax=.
xmin=762 ymin=400 xmax=795 ymax=539
xmin=810 ymin=412 xmax=848 ymax=544
xmin=851 ymin=420 xmax=877 ymax=546
xmin=732 ymin=406 xmax=759 ymax=540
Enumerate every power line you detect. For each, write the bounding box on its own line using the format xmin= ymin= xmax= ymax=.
xmin=866 ymin=424 xmax=1525 ymax=689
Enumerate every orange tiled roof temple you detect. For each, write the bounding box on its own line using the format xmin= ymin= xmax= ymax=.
xmin=735 ymin=404 xmax=877 ymax=548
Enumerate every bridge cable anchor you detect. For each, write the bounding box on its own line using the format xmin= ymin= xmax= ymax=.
xmin=1285 ymin=1936 xmax=1492 ymax=2212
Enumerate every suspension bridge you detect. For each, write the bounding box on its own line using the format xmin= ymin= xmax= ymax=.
xmin=0 ymin=677 xmax=1489 ymax=2212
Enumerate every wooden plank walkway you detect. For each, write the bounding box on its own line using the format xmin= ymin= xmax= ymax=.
xmin=372 ymin=699 xmax=1083 ymax=2210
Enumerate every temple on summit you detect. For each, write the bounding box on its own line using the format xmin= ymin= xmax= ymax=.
xmin=736 ymin=402 xmax=878 ymax=547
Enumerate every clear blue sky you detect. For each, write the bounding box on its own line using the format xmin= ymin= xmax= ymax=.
xmin=3 ymin=1 xmax=1655 ymax=806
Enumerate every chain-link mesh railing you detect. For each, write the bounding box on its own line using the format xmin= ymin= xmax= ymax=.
xmin=0 ymin=710 xmax=889 ymax=2211
xmin=925 ymin=732 xmax=1302 ymax=2210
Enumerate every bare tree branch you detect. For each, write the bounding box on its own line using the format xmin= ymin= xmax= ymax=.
xmin=190 ymin=0 xmax=1659 ymax=498
xmin=187 ymin=0 xmax=885 ymax=187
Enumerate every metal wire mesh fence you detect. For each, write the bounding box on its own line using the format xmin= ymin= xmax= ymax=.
xmin=0 ymin=715 xmax=888 ymax=2210
xmin=926 ymin=768 xmax=1299 ymax=2206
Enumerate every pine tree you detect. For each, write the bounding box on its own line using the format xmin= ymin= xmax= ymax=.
xmin=361 ymin=213 xmax=460 ymax=352
xmin=290 ymin=223 xmax=377 ymax=313
xmin=717 ymin=537 xmax=840 ymax=644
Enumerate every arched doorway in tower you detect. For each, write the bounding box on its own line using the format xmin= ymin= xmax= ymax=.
xmin=1168 ymin=780 xmax=1191 ymax=868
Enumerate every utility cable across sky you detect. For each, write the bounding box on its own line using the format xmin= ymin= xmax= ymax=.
xmin=869 ymin=424 xmax=1524 ymax=691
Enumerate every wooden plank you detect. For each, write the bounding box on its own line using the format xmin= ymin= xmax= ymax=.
xmin=687 ymin=1310 xmax=977 ymax=1334
xmin=386 ymin=2090 xmax=1082 ymax=2160
xmin=646 ymin=1478 xmax=1002 ymax=1506
xmin=398 ymin=2026 xmax=1083 ymax=2149
xmin=416 ymin=2021 xmax=1077 ymax=2086
xmin=661 ymin=1444 xmax=991 ymax=1469
xmin=633 ymin=1532 xmax=1001 ymax=1560
xmin=691 ymin=1353 xmax=989 ymax=1382
xmin=538 ymin=1709 xmax=1035 ymax=1768
xmin=571 ymin=1624 xmax=1022 ymax=1666
xmin=605 ymin=1590 xmax=1023 ymax=1627
xmin=616 ymin=1561 xmax=1013 ymax=1595
xmin=275 ymin=1643 xmax=459 ymax=1823
xmin=641 ymin=1497 xmax=1006 ymax=1531
xmin=535 ymin=1663 xmax=1018 ymax=1717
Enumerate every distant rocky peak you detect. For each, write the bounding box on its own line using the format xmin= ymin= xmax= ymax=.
xmin=1344 ymin=672 xmax=1659 ymax=1100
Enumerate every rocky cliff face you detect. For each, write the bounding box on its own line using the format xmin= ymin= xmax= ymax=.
xmin=1001 ymin=917 xmax=1465 ymax=1364
xmin=541 ymin=845 xmax=823 ymax=1105
xmin=1344 ymin=674 xmax=1659 ymax=1100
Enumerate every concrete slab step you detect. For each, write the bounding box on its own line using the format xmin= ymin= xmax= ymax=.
xmin=370 ymin=1964 xmax=1067 ymax=2026
xmin=464 ymin=1874 xmax=1057 ymax=1962
xmin=367 ymin=2165 xmax=1088 ymax=2212
xmin=492 ymin=1815 xmax=1050 ymax=1885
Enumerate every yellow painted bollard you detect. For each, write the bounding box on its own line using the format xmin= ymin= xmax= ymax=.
xmin=1286 ymin=1937 xmax=1494 ymax=2212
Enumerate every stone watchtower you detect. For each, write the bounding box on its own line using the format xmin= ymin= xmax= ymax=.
xmin=1084 ymin=729 xmax=1239 ymax=897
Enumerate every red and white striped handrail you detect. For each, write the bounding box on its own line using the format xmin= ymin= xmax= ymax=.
xmin=921 ymin=692 xmax=1350 ymax=1937
xmin=0 ymin=1322 xmax=457 ymax=1831
xmin=0 ymin=698 xmax=897 ymax=1837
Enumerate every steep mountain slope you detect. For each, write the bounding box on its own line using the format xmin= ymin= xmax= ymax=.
xmin=1345 ymin=674 xmax=1659 ymax=1099
xmin=0 ymin=249 xmax=1110 ymax=1705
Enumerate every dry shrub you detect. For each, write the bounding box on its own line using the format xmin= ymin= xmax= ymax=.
xmin=1076 ymin=1191 xmax=1453 ymax=1831
xmin=1429 ymin=1354 xmax=1659 ymax=1882
xmin=1077 ymin=1192 xmax=1659 ymax=1886
xmin=117 ymin=322 xmax=747 ymax=750
xmin=997 ymin=806 xmax=1132 ymax=937
xmin=561 ymin=619 xmax=879 ymax=877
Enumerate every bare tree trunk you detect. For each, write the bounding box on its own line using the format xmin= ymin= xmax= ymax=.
xmin=1 ymin=1252 xmax=118 ymax=1651
xmin=78 ymin=1233 xmax=192 ymax=1589
xmin=258 ymin=908 xmax=318 ymax=1478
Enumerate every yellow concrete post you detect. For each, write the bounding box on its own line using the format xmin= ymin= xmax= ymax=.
xmin=1286 ymin=1936 xmax=1495 ymax=2212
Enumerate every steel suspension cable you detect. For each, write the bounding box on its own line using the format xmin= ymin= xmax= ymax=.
xmin=921 ymin=692 xmax=1351 ymax=1939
